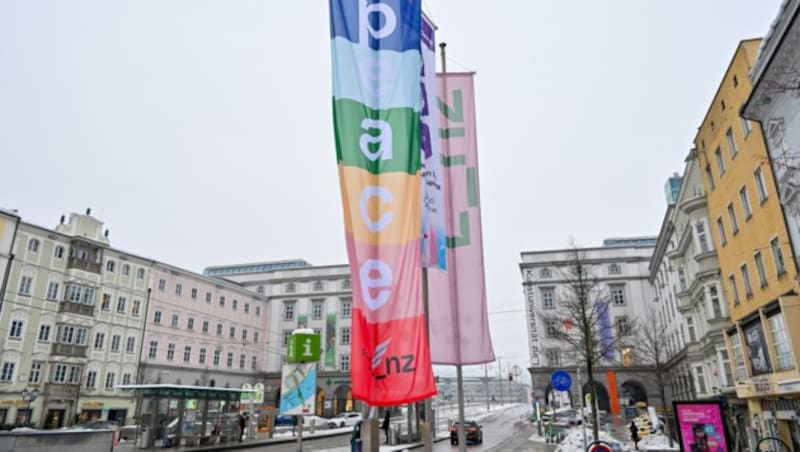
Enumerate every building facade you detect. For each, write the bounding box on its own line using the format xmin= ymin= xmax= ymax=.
xmin=519 ymin=238 xmax=661 ymax=416
xmin=696 ymin=39 xmax=800 ymax=447
xmin=204 ymin=261 xmax=360 ymax=416
xmin=0 ymin=211 xmax=152 ymax=428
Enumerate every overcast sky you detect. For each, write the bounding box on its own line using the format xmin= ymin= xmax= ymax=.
xmin=0 ymin=1 xmax=783 ymax=381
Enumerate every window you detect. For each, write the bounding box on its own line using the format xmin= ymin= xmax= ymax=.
xmin=715 ymin=147 xmax=725 ymax=175
xmin=727 ymin=203 xmax=739 ymax=234
xmin=175 ymin=283 xmax=182 ymax=296
xmin=741 ymin=264 xmax=753 ymax=298
xmin=541 ymin=288 xmax=555 ymax=309
xmin=101 ymin=293 xmax=111 ymax=311
xmin=111 ymin=334 xmax=121 ymax=352
xmin=545 ymin=349 xmax=560 ymax=366
xmin=341 ymin=299 xmax=352 ymax=317
xmin=229 ymin=326 xmax=235 ymax=338
xmin=621 ymin=347 xmax=634 ymax=366
xmin=678 ymin=267 xmax=687 ymax=291
xmin=54 ymin=245 xmax=64 ymax=259
xmin=695 ymin=366 xmax=707 ymax=394
xmin=312 ymin=300 xmax=324 ymax=319
xmin=283 ymin=302 xmax=295 ymax=321
xmin=754 ymin=251 xmax=768 ymax=288
xmin=27 ymin=238 xmax=40 ymax=253
xmin=82 ymin=287 xmax=95 ymax=305
xmin=122 ymin=264 xmax=130 ymax=276
xmin=106 ymin=260 xmax=115 ymax=272
xmin=122 ymin=373 xmax=131 ymax=385
xmin=216 ymin=323 xmax=223 ymax=336
xmin=85 ymin=370 xmax=97 ymax=389
xmin=608 ymin=263 xmax=621 ymax=275
xmin=0 ymin=362 xmax=15 ymax=382
xmin=183 ymin=346 xmax=192 ymax=363
xmin=256 ymin=305 xmax=261 ymax=316
xmin=539 ymin=267 xmax=552 ymax=278
xmin=283 ymin=330 xmax=292 ymax=346
xmin=166 ymin=343 xmax=175 ymax=361
xmin=687 ymin=317 xmax=697 ymax=342
xmin=219 ymin=296 xmax=225 ymax=307
xmin=768 ymin=312 xmax=795 ymax=371
xmin=340 ymin=327 xmax=351 ymax=345
xmin=137 ymin=268 xmax=145 ymax=279
xmin=46 ymin=281 xmax=60 ymax=301
xmin=94 ymin=332 xmax=105 ymax=349
xmin=158 ymin=279 xmax=166 ymax=291
xmin=9 ymin=320 xmax=23 ymax=339
xmin=213 ymin=350 xmax=221 ymax=366
xmin=726 ymin=128 xmax=738 ymax=157
xmin=105 ymin=372 xmax=116 ymax=390
xmin=242 ymin=329 xmax=248 ymax=341
xmin=252 ymin=356 xmax=257 ymax=370
xmin=720 ymin=350 xmax=733 ymax=387
xmin=29 ymin=362 xmax=42 ymax=383
xmin=254 ymin=331 xmax=259 ymax=343
xmin=754 ymin=167 xmax=769 ymax=202
xmin=126 ymin=336 xmax=135 ymax=353
xmin=716 ymin=217 xmax=727 ymax=246
xmin=191 ymin=288 xmax=197 ymax=299
xmin=153 ymin=310 xmax=162 ymax=324
xmin=148 ymin=341 xmax=158 ymax=359
xmin=205 ymin=292 xmax=212 ymax=303
xmin=342 ymin=279 xmax=351 ymax=290
xmin=244 ymin=303 xmax=249 ymax=313
xmin=708 ymin=285 xmax=723 ymax=318
xmin=721 ymin=99 xmax=726 ymax=110
xmin=729 ymin=331 xmax=747 ymax=381
xmin=705 ymin=164 xmax=715 ymax=190
xmin=132 ymin=299 xmax=141 ymax=316
xmin=728 ymin=274 xmax=740 ymax=305
xmin=695 ymin=221 xmax=710 ymax=253
xmin=18 ymin=276 xmax=32 ymax=296
xmin=740 ymin=186 xmax=752 ymax=219
xmin=610 ymin=285 xmax=626 ymax=305
xmin=339 ymin=354 xmax=350 ymax=372
xmin=199 ymin=348 xmax=207 ymax=365
xmin=771 ymin=238 xmax=787 ymax=276
xmin=615 ymin=316 xmax=631 ymax=336
xmin=116 ymin=297 xmax=126 ymax=313
xmin=239 ymin=354 xmax=245 ymax=369
xmin=232 ymin=299 xmax=238 ymax=311
xmin=171 ymin=314 xmax=179 ymax=328
xmin=202 ymin=320 xmax=209 ymax=334
xmin=544 ymin=319 xmax=558 ymax=337
xmin=226 ymin=352 xmax=234 ymax=368
xmin=187 ymin=317 xmax=194 ymax=331
xmin=38 ymin=324 xmax=51 ymax=342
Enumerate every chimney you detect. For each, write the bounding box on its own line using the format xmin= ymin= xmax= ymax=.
xmin=86 ymin=208 xmax=91 ymax=215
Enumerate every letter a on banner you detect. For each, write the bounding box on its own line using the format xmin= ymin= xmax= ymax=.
xmin=330 ymin=0 xmax=436 ymax=406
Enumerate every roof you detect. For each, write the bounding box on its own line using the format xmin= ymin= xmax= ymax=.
xmin=203 ymin=259 xmax=312 ymax=276
xmin=116 ymin=384 xmax=259 ymax=399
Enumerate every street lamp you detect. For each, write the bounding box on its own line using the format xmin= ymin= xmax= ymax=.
xmin=21 ymin=388 xmax=40 ymax=425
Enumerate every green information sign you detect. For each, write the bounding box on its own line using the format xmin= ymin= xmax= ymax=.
xmin=287 ymin=332 xmax=321 ymax=363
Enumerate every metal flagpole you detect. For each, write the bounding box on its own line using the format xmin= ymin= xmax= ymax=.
xmin=422 ymin=268 xmax=434 ymax=451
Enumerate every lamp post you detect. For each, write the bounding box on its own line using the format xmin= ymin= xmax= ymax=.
xmin=21 ymin=388 xmax=40 ymax=426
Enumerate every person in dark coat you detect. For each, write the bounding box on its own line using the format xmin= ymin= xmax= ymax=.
xmin=381 ymin=410 xmax=391 ymax=444
xmin=630 ymin=421 xmax=640 ymax=450
xmin=238 ymin=413 xmax=247 ymax=442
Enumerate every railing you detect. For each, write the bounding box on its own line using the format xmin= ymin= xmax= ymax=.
xmin=51 ymin=343 xmax=88 ymax=358
xmin=67 ymin=257 xmax=102 ymax=274
xmin=58 ymin=301 xmax=94 ymax=317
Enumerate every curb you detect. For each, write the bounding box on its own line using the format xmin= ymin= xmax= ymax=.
xmin=179 ymin=429 xmax=352 ymax=451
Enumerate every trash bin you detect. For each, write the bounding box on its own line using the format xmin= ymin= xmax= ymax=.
xmin=390 ymin=424 xmax=399 ymax=445
xmin=137 ymin=427 xmax=150 ymax=449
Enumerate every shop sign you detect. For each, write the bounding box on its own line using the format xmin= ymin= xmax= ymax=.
xmin=752 ymin=377 xmax=772 ymax=395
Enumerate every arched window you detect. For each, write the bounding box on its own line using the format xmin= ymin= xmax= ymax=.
xmin=137 ymin=268 xmax=145 ymax=279
xmin=28 ymin=239 xmax=40 ymax=253
xmin=54 ymin=246 xmax=64 ymax=259
xmin=342 ymin=279 xmax=351 ymax=290
xmin=106 ymin=260 xmax=115 ymax=272
xmin=122 ymin=264 xmax=130 ymax=276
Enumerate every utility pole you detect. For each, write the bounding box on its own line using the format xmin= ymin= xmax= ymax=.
xmin=484 ymin=364 xmax=490 ymax=411
xmin=498 ymin=358 xmax=504 ymax=405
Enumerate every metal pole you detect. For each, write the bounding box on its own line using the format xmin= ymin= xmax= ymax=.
xmin=485 ymin=364 xmax=490 ymax=411
xmin=296 ymin=414 xmax=303 ymax=452
xmin=421 ymin=267 xmax=433 ymax=451
xmin=456 ymin=365 xmax=467 ymax=452
xmin=498 ymin=358 xmax=504 ymax=405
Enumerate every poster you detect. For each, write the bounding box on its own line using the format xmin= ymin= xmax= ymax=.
xmin=279 ymin=363 xmax=317 ymax=415
xmin=743 ymin=320 xmax=771 ymax=376
xmin=673 ymin=401 xmax=730 ymax=452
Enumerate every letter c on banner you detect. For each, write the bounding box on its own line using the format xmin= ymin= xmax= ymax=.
xmin=358 ymin=1 xmax=397 ymax=45
xmin=359 ymin=185 xmax=394 ymax=232
xmin=359 ymin=119 xmax=393 ymax=161
xmin=359 ymin=259 xmax=393 ymax=310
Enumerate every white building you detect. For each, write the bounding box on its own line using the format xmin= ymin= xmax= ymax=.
xmin=519 ymin=238 xmax=661 ymax=415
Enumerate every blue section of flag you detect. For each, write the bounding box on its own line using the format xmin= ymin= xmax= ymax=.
xmin=597 ymin=299 xmax=614 ymax=360
xmin=330 ymin=0 xmax=421 ymax=52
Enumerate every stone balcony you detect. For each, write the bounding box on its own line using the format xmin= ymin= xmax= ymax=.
xmin=66 ymin=257 xmax=102 ymax=274
xmin=58 ymin=301 xmax=94 ymax=317
xmin=51 ymin=343 xmax=88 ymax=358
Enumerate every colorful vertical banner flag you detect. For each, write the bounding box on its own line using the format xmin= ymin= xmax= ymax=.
xmin=329 ymin=0 xmax=436 ymax=405
xmin=428 ymin=73 xmax=495 ymax=365
xmin=420 ymin=16 xmax=446 ymax=270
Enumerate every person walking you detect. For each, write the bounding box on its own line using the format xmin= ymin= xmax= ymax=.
xmin=630 ymin=421 xmax=640 ymax=450
xmin=381 ymin=410 xmax=391 ymax=444
xmin=238 ymin=412 xmax=247 ymax=442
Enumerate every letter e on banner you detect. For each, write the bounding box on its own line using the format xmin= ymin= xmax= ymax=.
xmin=359 ymin=259 xmax=393 ymax=310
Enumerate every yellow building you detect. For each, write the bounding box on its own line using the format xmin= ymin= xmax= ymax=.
xmin=696 ymin=39 xmax=800 ymax=448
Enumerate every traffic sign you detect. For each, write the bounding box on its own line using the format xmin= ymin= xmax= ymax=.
xmin=550 ymin=370 xmax=572 ymax=392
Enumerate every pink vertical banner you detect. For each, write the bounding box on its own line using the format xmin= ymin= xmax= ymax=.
xmin=427 ymin=72 xmax=495 ymax=365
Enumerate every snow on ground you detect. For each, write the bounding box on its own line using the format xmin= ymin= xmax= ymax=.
xmin=554 ymin=427 xmax=628 ymax=452
xmin=638 ymin=433 xmax=679 ymax=451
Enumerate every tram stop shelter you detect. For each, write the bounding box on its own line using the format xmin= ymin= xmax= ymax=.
xmin=117 ymin=384 xmax=259 ymax=448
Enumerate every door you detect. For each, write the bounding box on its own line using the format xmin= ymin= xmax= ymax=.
xmin=45 ymin=409 xmax=65 ymax=429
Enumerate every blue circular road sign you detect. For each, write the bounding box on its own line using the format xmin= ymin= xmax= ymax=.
xmin=550 ymin=370 xmax=572 ymax=392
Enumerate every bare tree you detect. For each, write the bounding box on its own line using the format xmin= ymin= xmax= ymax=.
xmin=638 ymin=304 xmax=674 ymax=447
xmin=542 ymin=241 xmax=635 ymax=441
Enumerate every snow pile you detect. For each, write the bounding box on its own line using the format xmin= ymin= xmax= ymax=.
xmin=527 ymin=431 xmax=547 ymax=443
xmin=639 ymin=433 xmax=679 ymax=451
xmin=555 ymin=427 xmax=625 ymax=452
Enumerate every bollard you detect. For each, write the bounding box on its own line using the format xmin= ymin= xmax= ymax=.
xmin=310 ymin=418 xmax=315 ymax=434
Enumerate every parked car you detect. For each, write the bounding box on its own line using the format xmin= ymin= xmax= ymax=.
xmin=450 ymin=421 xmax=483 ymax=445
xmin=327 ymin=412 xmax=362 ymax=428
xmin=275 ymin=415 xmax=297 ymax=426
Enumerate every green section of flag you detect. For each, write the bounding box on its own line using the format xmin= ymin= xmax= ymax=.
xmin=325 ymin=313 xmax=337 ymax=368
xmin=333 ymin=98 xmax=421 ymax=175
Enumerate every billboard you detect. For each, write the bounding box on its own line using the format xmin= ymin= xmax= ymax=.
xmin=673 ymin=401 xmax=730 ymax=452
xmin=279 ymin=363 xmax=317 ymax=415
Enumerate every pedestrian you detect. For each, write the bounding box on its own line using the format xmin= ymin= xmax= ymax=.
xmin=238 ymin=412 xmax=247 ymax=442
xmin=381 ymin=410 xmax=391 ymax=444
xmin=630 ymin=421 xmax=640 ymax=450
